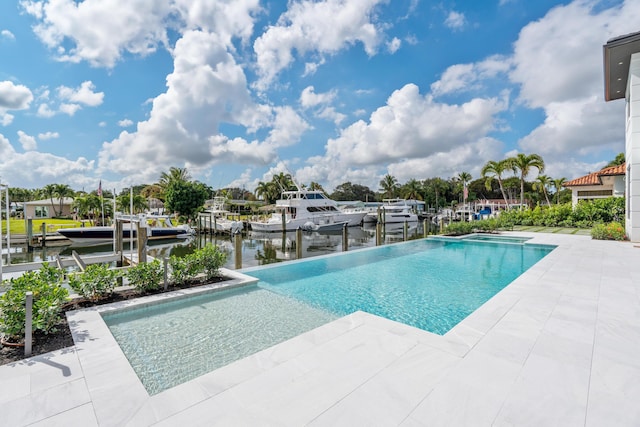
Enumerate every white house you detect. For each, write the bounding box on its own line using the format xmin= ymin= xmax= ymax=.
xmin=563 ymin=163 xmax=625 ymax=207
xmin=604 ymin=31 xmax=640 ymax=242
xmin=23 ymin=197 xmax=74 ymax=219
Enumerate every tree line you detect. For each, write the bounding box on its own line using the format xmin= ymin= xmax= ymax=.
xmin=3 ymin=152 xmax=624 ymax=221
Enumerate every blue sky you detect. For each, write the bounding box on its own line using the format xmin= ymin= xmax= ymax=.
xmin=0 ymin=0 xmax=638 ymax=194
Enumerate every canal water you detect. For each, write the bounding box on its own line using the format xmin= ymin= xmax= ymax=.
xmin=2 ymin=222 xmax=434 ymax=271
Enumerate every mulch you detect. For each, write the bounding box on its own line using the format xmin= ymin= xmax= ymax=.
xmin=0 ymin=276 xmax=227 ymax=366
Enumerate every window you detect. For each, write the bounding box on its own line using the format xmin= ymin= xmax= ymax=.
xmin=576 ymin=190 xmax=613 ymax=198
xmin=35 ymin=206 xmax=49 ymax=218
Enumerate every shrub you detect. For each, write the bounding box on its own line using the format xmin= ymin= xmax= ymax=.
xmin=169 ymin=253 xmax=199 ymax=285
xmin=443 ymin=221 xmax=474 ymax=235
xmin=126 ymin=259 xmax=164 ymax=293
xmin=591 ymin=222 xmax=627 ymax=241
xmin=0 ymin=264 xmax=68 ymax=341
xmin=68 ymin=264 xmax=120 ymax=302
xmin=193 ymin=244 xmax=228 ymax=280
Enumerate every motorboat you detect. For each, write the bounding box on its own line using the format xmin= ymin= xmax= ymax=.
xmin=300 ymin=220 xmax=350 ymax=232
xmin=249 ymin=186 xmax=367 ymax=232
xmin=56 ymin=214 xmax=194 ymax=244
xmin=199 ymin=197 xmax=244 ymax=234
xmin=365 ymin=199 xmax=419 ymax=224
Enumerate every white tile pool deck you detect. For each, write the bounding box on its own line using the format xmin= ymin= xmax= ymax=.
xmin=1 ymin=232 xmax=639 ymax=426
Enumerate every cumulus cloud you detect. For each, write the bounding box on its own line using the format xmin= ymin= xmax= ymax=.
xmin=510 ymin=0 xmax=640 ymax=157
xmin=0 ymin=132 xmax=94 ymax=188
xmin=431 ymin=55 xmax=512 ymax=97
xmin=300 ymin=86 xmax=345 ymax=124
xmin=253 ymin=0 xmax=389 ymax=90
xmin=0 ymin=81 xmax=33 ymax=111
xmin=118 ymin=119 xmax=133 ymax=127
xmin=18 ymin=130 xmax=37 ymax=151
xmin=295 ymin=83 xmax=508 ymax=190
xmin=325 ymin=83 xmax=507 ymax=165
xmin=38 ymin=131 xmax=59 ymax=140
xmin=98 ymin=30 xmax=286 ymax=182
xmin=20 ymin=0 xmax=172 ymax=68
xmin=57 ymin=81 xmax=104 ymax=107
xmin=444 ymin=11 xmax=466 ymax=30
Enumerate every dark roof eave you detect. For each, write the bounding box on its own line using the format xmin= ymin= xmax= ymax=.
xmin=603 ymin=31 xmax=640 ymax=102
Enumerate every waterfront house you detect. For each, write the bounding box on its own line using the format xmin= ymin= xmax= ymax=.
xmin=563 ymin=163 xmax=625 ymax=207
xmin=23 ymin=197 xmax=74 ymax=219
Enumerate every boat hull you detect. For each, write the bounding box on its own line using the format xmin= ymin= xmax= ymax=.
xmin=57 ymin=226 xmax=191 ymax=243
xmin=249 ymin=212 xmax=366 ymax=232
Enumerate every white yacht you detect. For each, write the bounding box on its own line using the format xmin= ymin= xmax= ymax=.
xmin=365 ymin=199 xmax=419 ymax=224
xmin=199 ymin=197 xmax=244 ymax=234
xmin=249 ymin=188 xmax=367 ymax=232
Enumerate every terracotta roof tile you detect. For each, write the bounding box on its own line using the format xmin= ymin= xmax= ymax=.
xmin=564 ymin=163 xmax=626 ymax=187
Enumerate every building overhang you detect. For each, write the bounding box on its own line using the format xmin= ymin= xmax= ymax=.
xmin=604 ymin=31 xmax=640 ymax=101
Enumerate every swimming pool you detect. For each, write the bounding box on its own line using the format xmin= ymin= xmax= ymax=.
xmin=103 ymin=237 xmax=554 ymax=395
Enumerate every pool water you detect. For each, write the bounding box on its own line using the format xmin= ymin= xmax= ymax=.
xmin=460 ymin=234 xmax=532 ymax=244
xmin=103 ymin=286 xmax=337 ymax=395
xmin=250 ymin=238 xmax=552 ymax=334
xmin=103 ymin=237 xmax=554 ymax=395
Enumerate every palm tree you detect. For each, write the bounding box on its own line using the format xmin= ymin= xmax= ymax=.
xmin=309 ymin=181 xmax=325 ymax=192
xmin=159 ymin=167 xmax=191 ymax=190
xmin=116 ymin=193 xmax=148 ymax=214
xmin=481 ymin=159 xmax=511 ymax=207
xmin=508 ymin=153 xmax=545 ymax=208
xmin=431 ymin=177 xmax=447 ymax=213
xmin=457 ymin=172 xmax=472 ymax=207
xmin=379 ymin=174 xmax=398 ymax=199
xmin=72 ymin=194 xmax=101 ymax=222
xmin=533 ymin=175 xmax=552 ymax=206
xmin=255 ymin=181 xmax=279 ymax=204
xmin=272 ymin=172 xmax=295 ymax=192
xmin=553 ymin=177 xmax=567 ymax=204
xmin=54 ymin=184 xmax=75 ymax=217
xmin=402 ymin=179 xmax=423 ymax=200
xmin=42 ymin=184 xmax=59 ymax=217
xmin=606 ymin=153 xmax=625 ymax=167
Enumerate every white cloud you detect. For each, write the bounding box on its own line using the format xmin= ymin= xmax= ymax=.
xmin=38 ymin=131 xmax=59 ymax=140
xmin=510 ymin=0 xmax=640 ymax=157
xmin=98 ymin=30 xmax=279 ymax=183
xmin=444 ymin=11 xmax=466 ymax=31
xmin=511 ymin=0 xmax=640 ymax=109
xmin=325 ymin=83 xmax=507 ymax=166
xmin=59 ymin=103 xmax=81 ymax=116
xmin=57 ymin=81 xmax=104 ymax=106
xmin=300 ymin=86 xmax=345 ymax=124
xmin=36 ymin=103 xmax=55 ymax=118
xmin=265 ymin=106 xmax=310 ymax=147
xmin=20 ymin=0 xmax=263 ymax=69
xmin=295 ymin=83 xmax=508 ymax=190
xmin=21 ymin=0 xmax=172 ymax=68
xmin=0 ymin=132 xmax=94 ymax=188
xmin=519 ymin=96 xmax=624 ymax=157
xmin=118 ymin=119 xmax=133 ymax=127
xmin=253 ymin=0 xmax=389 ymax=90
xmin=300 ymin=86 xmax=335 ymax=108
xmin=1 ymin=30 xmax=15 ymax=40
xmin=0 ymin=81 xmax=33 ymax=111
xmin=18 ymin=130 xmax=37 ymax=151
xmin=431 ymin=55 xmax=511 ymax=97
xmin=387 ymin=37 xmax=401 ymax=53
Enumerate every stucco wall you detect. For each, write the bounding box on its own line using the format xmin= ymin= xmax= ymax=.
xmin=626 ymin=52 xmax=640 ymax=242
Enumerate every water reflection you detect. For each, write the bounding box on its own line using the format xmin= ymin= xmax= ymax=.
xmin=2 ymin=223 xmax=433 ymax=271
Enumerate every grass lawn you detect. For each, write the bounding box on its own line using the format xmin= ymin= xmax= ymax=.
xmin=511 ymin=225 xmax=592 ymax=235
xmin=1 ymin=218 xmax=82 ymax=235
